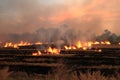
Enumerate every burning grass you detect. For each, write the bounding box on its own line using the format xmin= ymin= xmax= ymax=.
xmin=1 ymin=40 xmax=120 ymax=56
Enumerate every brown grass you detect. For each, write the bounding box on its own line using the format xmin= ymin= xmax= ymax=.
xmin=0 ymin=66 xmax=119 ymax=80
xmin=45 ymin=65 xmax=120 ymax=80
xmin=0 ymin=67 xmax=12 ymax=80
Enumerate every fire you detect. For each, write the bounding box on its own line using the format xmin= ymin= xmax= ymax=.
xmin=92 ymin=41 xmax=111 ymax=45
xmin=98 ymin=49 xmax=102 ymax=52
xmin=3 ymin=40 xmax=111 ymax=49
xmin=4 ymin=41 xmax=32 ymax=48
xmin=2 ymin=40 xmax=113 ymax=55
xmin=13 ymin=44 xmax=18 ymax=48
xmin=94 ymin=49 xmax=102 ymax=53
xmin=105 ymin=41 xmax=111 ymax=45
xmin=76 ymin=41 xmax=93 ymax=50
xmin=76 ymin=41 xmax=82 ymax=48
xmin=17 ymin=41 xmax=31 ymax=46
xmin=119 ymin=42 xmax=120 ymax=45
xmin=64 ymin=41 xmax=90 ymax=50
xmin=35 ymin=42 xmax=42 ymax=45
xmin=32 ymin=50 xmax=41 ymax=56
xmin=64 ymin=46 xmax=69 ymax=50
xmin=93 ymin=41 xmax=100 ymax=44
xmin=88 ymin=41 xmax=92 ymax=47
xmin=99 ymin=41 xmax=111 ymax=45
xmin=47 ymin=47 xmax=60 ymax=54
xmin=83 ymin=47 xmax=87 ymax=50
xmin=4 ymin=42 xmax=19 ymax=48
xmin=64 ymin=46 xmax=76 ymax=50
xmin=63 ymin=41 xmax=111 ymax=51
xmin=4 ymin=42 xmax=12 ymax=47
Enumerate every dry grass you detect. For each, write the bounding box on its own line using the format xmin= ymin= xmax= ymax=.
xmin=45 ymin=66 xmax=120 ymax=80
xmin=0 ymin=67 xmax=12 ymax=80
xmin=0 ymin=66 xmax=119 ymax=80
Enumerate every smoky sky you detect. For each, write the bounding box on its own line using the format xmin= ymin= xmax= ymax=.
xmin=0 ymin=0 xmax=120 ymax=43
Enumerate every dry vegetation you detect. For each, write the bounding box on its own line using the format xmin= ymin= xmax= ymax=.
xmin=0 ymin=66 xmax=119 ymax=80
xmin=0 ymin=54 xmax=120 ymax=80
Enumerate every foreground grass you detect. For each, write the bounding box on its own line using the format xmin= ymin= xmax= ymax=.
xmin=0 ymin=66 xmax=120 ymax=80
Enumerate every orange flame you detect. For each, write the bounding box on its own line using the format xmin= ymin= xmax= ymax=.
xmin=93 ymin=41 xmax=100 ymax=44
xmin=35 ymin=42 xmax=43 ymax=45
xmin=119 ymin=42 xmax=120 ymax=45
xmin=98 ymin=49 xmax=102 ymax=52
xmin=93 ymin=41 xmax=111 ymax=45
xmin=64 ymin=45 xmax=76 ymax=50
xmin=47 ymin=47 xmax=60 ymax=54
xmin=3 ymin=40 xmax=113 ymax=54
xmin=83 ymin=47 xmax=87 ymax=50
xmin=17 ymin=41 xmax=31 ymax=46
xmin=76 ymin=41 xmax=82 ymax=48
xmin=4 ymin=41 xmax=32 ymax=48
xmin=4 ymin=42 xmax=14 ymax=48
xmin=32 ymin=50 xmax=42 ymax=56
xmin=104 ymin=41 xmax=111 ymax=45
xmin=64 ymin=41 xmax=111 ymax=51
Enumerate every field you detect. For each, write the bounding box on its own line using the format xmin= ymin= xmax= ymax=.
xmin=0 ymin=48 xmax=120 ymax=79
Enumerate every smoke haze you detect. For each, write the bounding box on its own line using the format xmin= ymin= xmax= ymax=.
xmin=0 ymin=0 xmax=120 ymax=43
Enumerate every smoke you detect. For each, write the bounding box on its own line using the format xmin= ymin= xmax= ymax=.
xmin=0 ymin=24 xmax=98 ymax=49
xmin=0 ymin=0 xmax=120 ymax=33
xmin=0 ymin=27 xmax=120 ymax=48
xmin=0 ymin=0 xmax=120 ymax=45
xmin=95 ymin=29 xmax=120 ymax=43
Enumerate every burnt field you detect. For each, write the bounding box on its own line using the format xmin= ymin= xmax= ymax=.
xmin=0 ymin=48 xmax=120 ymax=75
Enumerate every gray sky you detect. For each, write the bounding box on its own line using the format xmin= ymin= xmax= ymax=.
xmin=0 ymin=0 xmax=120 ymax=35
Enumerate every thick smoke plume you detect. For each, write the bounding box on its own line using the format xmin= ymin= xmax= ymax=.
xmin=0 ymin=0 xmax=120 ymax=45
xmin=95 ymin=29 xmax=120 ymax=43
xmin=0 ymin=0 xmax=120 ymax=33
xmin=0 ymin=25 xmax=95 ymax=44
xmin=0 ymin=27 xmax=120 ymax=47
